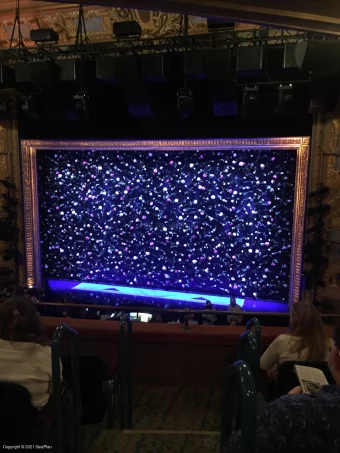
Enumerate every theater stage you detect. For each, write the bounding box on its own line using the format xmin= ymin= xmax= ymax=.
xmin=47 ymin=279 xmax=289 ymax=313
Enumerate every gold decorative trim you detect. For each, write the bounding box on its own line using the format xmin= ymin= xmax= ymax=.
xmin=21 ymin=145 xmax=41 ymax=288
xmin=21 ymin=137 xmax=310 ymax=304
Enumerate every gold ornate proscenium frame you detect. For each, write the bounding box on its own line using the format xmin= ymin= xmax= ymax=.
xmin=21 ymin=137 xmax=310 ymax=304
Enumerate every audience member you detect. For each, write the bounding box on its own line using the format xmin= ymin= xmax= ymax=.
xmin=0 ymin=296 xmax=62 ymax=409
xmin=260 ymin=302 xmax=332 ymax=379
xmin=226 ymin=325 xmax=340 ymax=453
xmin=202 ymin=300 xmax=217 ymax=325
xmin=227 ymin=296 xmax=243 ymax=325
xmin=151 ymin=314 xmax=163 ymax=323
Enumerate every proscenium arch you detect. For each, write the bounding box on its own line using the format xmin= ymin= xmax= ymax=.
xmin=21 ymin=137 xmax=309 ymax=305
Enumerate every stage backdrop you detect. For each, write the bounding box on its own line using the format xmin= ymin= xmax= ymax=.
xmin=21 ymin=138 xmax=309 ymax=305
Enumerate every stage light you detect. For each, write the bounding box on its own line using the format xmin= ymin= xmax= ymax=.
xmin=30 ymin=28 xmax=59 ymax=44
xmin=177 ymin=86 xmax=193 ymax=120
xmin=73 ymin=92 xmax=89 ymax=120
xmin=275 ymin=84 xmax=293 ymax=114
xmin=19 ymin=94 xmax=39 ymax=120
xmin=113 ymin=21 xmax=141 ymax=39
xmin=242 ymin=86 xmax=259 ymax=116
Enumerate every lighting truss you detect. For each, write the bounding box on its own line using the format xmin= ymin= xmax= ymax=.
xmin=0 ymin=29 xmax=312 ymax=64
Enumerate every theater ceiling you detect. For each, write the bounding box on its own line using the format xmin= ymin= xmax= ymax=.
xmin=0 ymin=0 xmax=339 ymax=35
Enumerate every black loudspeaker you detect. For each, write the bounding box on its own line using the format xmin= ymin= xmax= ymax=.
xmin=207 ymin=19 xmax=235 ymax=30
xmin=124 ymin=84 xmax=154 ymax=118
xmin=96 ymin=57 xmax=117 ymax=82
xmin=284 ymin=43 xmax=299 ymax=69
xmin=96 ymin=56 xmax=139 ymax=83
xmin=15 ymin=62 xmax=60 ymax=85
xmin=57 ymin=60 xmax=96 ymax=83
xmin=186 ymin=52 xmax=207 ymax=80
xmin=140 ymin=54 xmax=167 ymax=82
xmin=113 ymin=21 xmax=141 ymax=38
xmin=295 ymin=40 xmax=340 ymax=77
xmin=206 ymin=49 xmax=233 ymax=82
xmin=0 ymin=65 xmax=15 ymax=86
xmin=236 ymin=46 xmax=263 ymax=73
xmin=30 ymin=28 xmax=59 ymax=43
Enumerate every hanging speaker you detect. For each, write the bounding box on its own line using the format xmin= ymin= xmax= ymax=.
xmin=295 ymin=40 xmax=340 ymax=77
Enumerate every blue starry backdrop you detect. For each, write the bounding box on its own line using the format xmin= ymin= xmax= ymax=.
xmin=37 ymin=148 xmax=296 ymax=301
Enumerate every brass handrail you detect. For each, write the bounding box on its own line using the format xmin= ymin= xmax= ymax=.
xmin=36 ymin=301 xmax=340 ymax=318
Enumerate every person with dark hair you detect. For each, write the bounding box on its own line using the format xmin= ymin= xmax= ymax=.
xmin=226 ymin=325 xmax=340 ymax=453
xmin=202 ymin=300 xmax=217 ymax=325
xmin=0 ymin=296 xmax=62 ymax=409
xmin=260 ymin=302 xmax=332 ymax=379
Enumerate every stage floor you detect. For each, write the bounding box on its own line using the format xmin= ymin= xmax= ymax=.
xmin=47 ymin=279 xmax=289 ymax=313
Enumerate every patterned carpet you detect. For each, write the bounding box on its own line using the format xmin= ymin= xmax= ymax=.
xmin=83 ymin=386 xmax=221 ymax=453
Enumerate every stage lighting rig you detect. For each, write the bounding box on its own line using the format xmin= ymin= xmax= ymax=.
xmin=242 ymin=86 xmax=259 ymax=116
xmin=275 ymin=83 xmax=293 ymax=114
xmin=73 ymin=92 xmax=89 ymax=120
xmin=19 ymin=94 xmax=40 ymax=120
xmin=177 ymin=86 xmax=193 ymax=120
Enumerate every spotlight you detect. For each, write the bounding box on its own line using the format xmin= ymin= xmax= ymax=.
xmin=30 ymin=28 xmax=59 ymax=44
xmin=275 ymin=84 xmax=293 ymax=114
xmin=113 ymin=21 xmax=141 ymax=39
xmin=73 ymin=92 xmax=89 ymax=120
xmin=177 ymin=86 xmax=193 ymax=120
xmin=242 ymin=86 xmax=259 ymax=116
xmin=19 ymin=94 xmax=39 ymax=120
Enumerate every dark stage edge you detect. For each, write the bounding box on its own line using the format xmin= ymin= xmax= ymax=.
xmin=47 ymin=279 xmax=289 ymax=313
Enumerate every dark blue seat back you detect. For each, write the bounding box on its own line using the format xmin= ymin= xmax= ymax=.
xmin=0 ymin=381 xmax=39 ymax=444
xmin=61 ymin=354 xmax=107 ymax=425
xmin=238 ymin=330 xmax=260 ymax=388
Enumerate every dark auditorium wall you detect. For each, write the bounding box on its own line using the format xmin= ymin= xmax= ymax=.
xmin=309 ymin=114 xmax=340 ymax=306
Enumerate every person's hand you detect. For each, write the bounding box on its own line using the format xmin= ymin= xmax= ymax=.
xmin=288 ymin=386 xmax=302 ymax=395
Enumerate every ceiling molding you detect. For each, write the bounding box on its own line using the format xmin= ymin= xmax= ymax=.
xmin=0 ymin=1 xmax=80 ymax=19
xmin=38 ymin=0 xmax=340 ymax=35
xmin=0 ymin=0 xmax=339 ymax=34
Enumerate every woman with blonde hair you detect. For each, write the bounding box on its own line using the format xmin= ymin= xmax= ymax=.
xmin=260 ymin=302 xmax=332 ymax=377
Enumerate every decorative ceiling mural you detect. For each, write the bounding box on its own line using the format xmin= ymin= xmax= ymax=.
xmin=0 ymin=2 xmax=259 ymax=48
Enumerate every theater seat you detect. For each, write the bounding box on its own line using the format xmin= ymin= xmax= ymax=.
xmin=0 ymin=381 xmax=50 ymax=445
xmin=61 ymin=354 xmax=118 ymax=427
xmin=277 ymin=361 xmax=335 ymax=396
